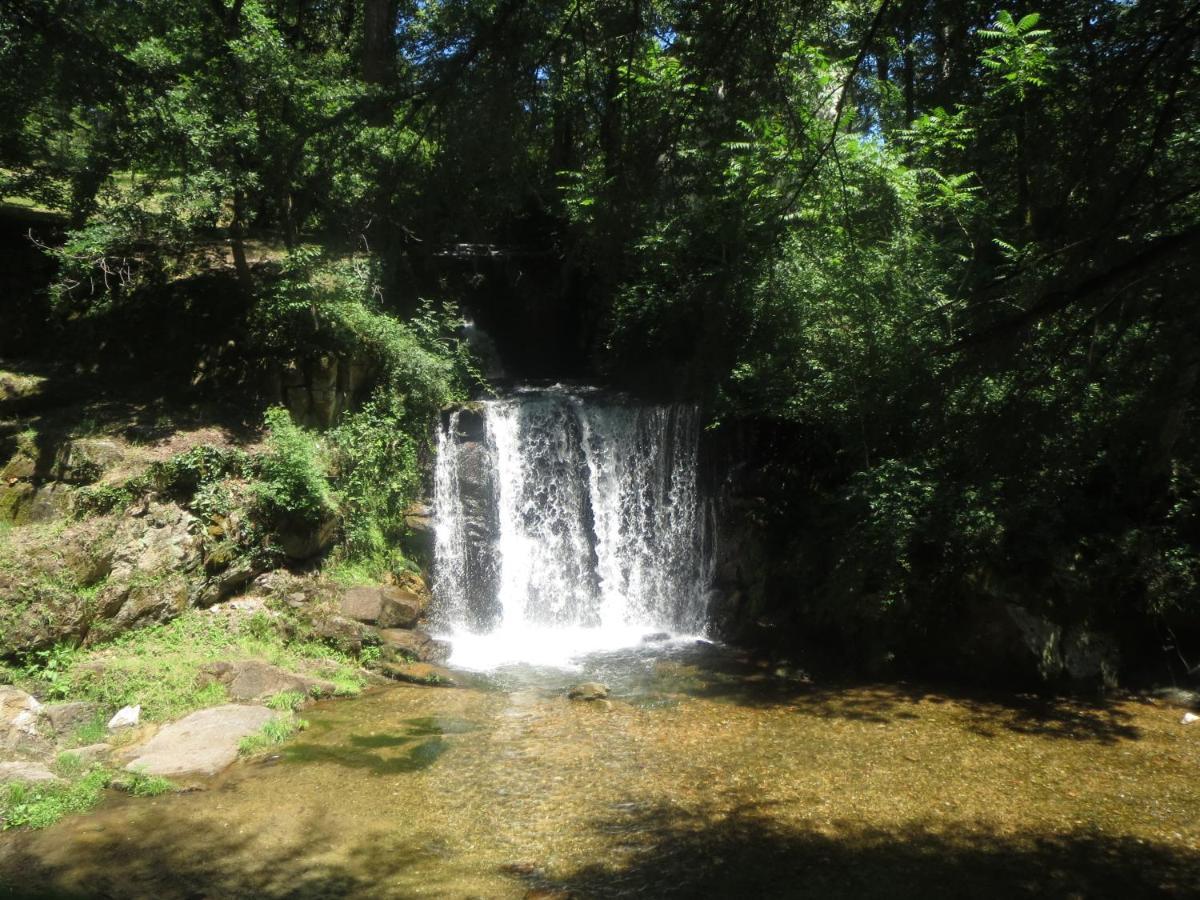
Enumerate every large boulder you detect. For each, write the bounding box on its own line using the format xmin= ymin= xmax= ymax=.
xmin=0 ymin=761 xmax=60 ymax=786
xmin=93 ymin=502 xmax=203 ymax=636
xmin=38 ymin=701 xmax=102 ymax=739
xmin=339 ymin=586 xmax=422 ymax=629
xmin=196 ymin=660 xmax=335 ymax=701
xmin=51 ymin=438 xmax=126 ymax=484
xmin=122 ymin=704 xmax=275 ymax=778
xmin=1063 ymin=627 xmax=1120 ymax=688
xmin=1 ymin=687 xmax=50 ymax=756
xmin=379 ymin=628 xmax=451 ymax=664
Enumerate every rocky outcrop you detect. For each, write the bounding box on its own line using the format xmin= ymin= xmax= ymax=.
xmin=953 ymin=600 xmax=1120 ymax=689
xmin=121 ymin=704 xmax=275 ymax=778
xmin=340 ymin=586 xmax=423 ymax=629
xmin=196 ymin=660 xmax=335 ymax=701
xmin=1 ymin=687 xmax=49 ymax=757
xmin=379 ymin=628 xmax=450 ymax=664
xmin=92 ymin=503 xmax=204 ymax=637
xmin=268 ymin=354 xmax=372 ymax=429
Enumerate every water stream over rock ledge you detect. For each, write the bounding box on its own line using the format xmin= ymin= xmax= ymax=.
xmin=433 ymin=386 xmax=712 ymax=669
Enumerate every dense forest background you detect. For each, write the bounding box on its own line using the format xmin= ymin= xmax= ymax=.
xmin=2 ymin=0 xmax=1198 ymax=682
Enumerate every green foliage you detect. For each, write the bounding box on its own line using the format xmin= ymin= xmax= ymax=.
xmin=237 ymin=714 xmax=307 ymax=756
xmin=252 ymin=407 xmax=335 ymax=530
xmin=265 ymin=690 xmax=306 ymax=712
xmin=1 ymin=769 xmax=110 ymax=831
xmin=50 ymin=609 xmax=362 ymax=721
xmin=122 ymin=771 xmax=175 ymax=798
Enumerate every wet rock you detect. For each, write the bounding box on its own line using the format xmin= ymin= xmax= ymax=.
xmin=567 ymin=682 xmax=609 ymax=701
xmin=1 ymin=686 xmax=49 ymax=755
xmin=122 ymin=704 xmax=274 ymax=778
xmin=380 ymin=661 xmax=457 ymax=687
xmin=340 ymin=586 xmax=422 ymax=629
xmin=108 ymin=705 xmax=141 ymax=730
xmin=379 ymin=628 xmax=451 ymax=664
xmin=401 ymin=502 xmax=436 ymax=568
xmin=0 ymin=761 xmax=61 ymax=786
xmin=39 ymin=701 xmax=102 ymax=737
xmin=641 ymin=632 xmax=671 ymax=643
xmin=196 ymin=660 xmax=335 ymax=701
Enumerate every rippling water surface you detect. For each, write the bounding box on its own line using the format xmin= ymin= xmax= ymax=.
xmin=3 ymin=642 xmax=1199 ymax=899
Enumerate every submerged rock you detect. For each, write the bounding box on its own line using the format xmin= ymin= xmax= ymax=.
xmin=122 ymin=704 xmax=274 ymax=777
xmin=196 ymin=660 xmax=335 ymax=702
xmin=380 ymin=662 xmax=457 ymax=687
xmin=567 ymin=682 xmax=609 ymax=701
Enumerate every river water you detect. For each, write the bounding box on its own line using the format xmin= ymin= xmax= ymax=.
xmin=2 ymin=648 xmax=1198 ymax=898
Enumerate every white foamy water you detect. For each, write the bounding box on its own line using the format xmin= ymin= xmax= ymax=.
xmin=433 ymin=386 xmax=711 ymax=669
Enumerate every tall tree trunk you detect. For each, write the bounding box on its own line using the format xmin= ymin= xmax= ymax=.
xmin=362 ymin=0 xmax=397 ymax=85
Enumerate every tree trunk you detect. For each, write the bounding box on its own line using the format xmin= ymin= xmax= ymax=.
xmin=362 ymin=0 xmax=397 ymax=85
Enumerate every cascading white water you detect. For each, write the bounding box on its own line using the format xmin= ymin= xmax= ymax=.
xmin=433 ymin=386 xmax=710 ymax=668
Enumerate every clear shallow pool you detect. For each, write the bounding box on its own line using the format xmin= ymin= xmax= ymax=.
xmin=3 ymin=643 xmax=1198 ymax=899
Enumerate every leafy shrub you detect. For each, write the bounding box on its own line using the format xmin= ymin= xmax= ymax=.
xmin=251 ymin=407 xmax=335 ymax=530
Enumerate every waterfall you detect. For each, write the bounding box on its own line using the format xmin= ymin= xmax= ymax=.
xmin=433 ymin=386 xmax=710 ymax=667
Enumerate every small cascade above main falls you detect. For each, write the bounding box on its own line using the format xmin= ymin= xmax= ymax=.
xmin=433 ymin=386 xmax=711 ymax=668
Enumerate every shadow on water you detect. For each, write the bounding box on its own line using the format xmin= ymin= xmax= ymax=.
xmin=520 ymin=803 xmax=1200 ymax=899
xmin=570 ymin=640 xmax=1144 ymax=745
xmin=276 ymin=715 xmax=479 ymax=775
xmin=0 ymin=810 xmax=451 ymax=900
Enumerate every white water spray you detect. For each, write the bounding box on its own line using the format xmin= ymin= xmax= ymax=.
xmin=433 ymin=387 xmax=710 ymax=668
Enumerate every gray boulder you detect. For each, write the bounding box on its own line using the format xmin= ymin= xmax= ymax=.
xmin=0 ymin=761 xmax=61 ymax=786
xmin=122 ymin=704 xmax=275 ymax=778
xmin=1 ymin=686 xmax=50 ymax=756
xmin=340 ymin=586 xmax=422 ymax=629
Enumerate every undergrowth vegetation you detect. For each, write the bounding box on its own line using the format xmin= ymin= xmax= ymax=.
xmin=27 ymin=611 xmax=363 ymax=723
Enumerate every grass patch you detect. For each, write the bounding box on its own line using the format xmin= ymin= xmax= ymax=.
xmin=43 ymin=609 xmax=365 ymax=721
xmin=1 ymin=769 xmax=110 ymax=831
xmin=266 ymin=690 xmax=306 ymax=712
xmin=238 ymin=714 xmax=307 ymax=756
xmin=121 ymin=770 xmax=175 ymax=797
xmin=68 ymin=714 xmax=109 ymax=748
